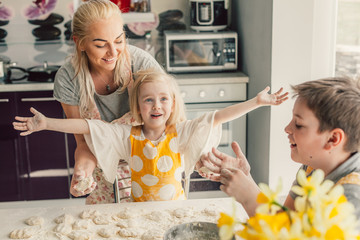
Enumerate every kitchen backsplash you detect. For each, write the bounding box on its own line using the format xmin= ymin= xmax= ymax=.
xmin=0 ymin=0 xmax=74 ymax=68
xmin=0 ymin=0 xmax=188 ymax=69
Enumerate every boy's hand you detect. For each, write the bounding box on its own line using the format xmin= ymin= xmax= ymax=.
xmin=196 ymin=141 xmax=250 ymax=181
xmin=13 ymin=107 xmax=47 ymax=136
xmin=257 ymin=86 xmax=289 ymax=106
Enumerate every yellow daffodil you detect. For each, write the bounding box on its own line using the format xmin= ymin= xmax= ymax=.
xmin=218 ymin=198 xmax=237 ymax=240
xmin=256 ymin=179 xmax=283 ymax=215
xmin=218 ymin=169 xmax=360 ymax=240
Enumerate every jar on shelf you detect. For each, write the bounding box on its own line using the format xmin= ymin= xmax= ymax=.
xmin=130 ymin=0 xmax=151 ymax=12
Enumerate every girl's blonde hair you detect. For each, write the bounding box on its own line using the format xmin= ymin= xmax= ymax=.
xmin=71 ymin=0 xmax=132 ymax=118
xmin=130 ymin=69 xmax=187 ymax=125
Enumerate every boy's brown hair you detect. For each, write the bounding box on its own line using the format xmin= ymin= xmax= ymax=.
xmin=292 ymin=77 xmax=360 ymax=152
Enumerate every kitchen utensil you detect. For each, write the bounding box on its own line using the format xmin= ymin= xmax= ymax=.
xmin=0 ymin=56 xmax=21 ymax=82
xmin=164 ymin=222 xmax=232 ymax=240
xmin=26 ymin=61 xmax=60 ymax=82
xmin=190 ymin=0 xmax=228 ymax=32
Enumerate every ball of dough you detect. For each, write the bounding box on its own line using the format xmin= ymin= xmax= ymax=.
xmin=79 ymin=209 xmax=100 ymax=219
xmin=93 ymin=215 xmax=111 ymax=225
xmin=97 ymin=227 xmax=119 ymax=238
xmin=72 ymin=219 xmax=92 ymax=230
xmin=68 ymin=230 xmax=93 ymax=240
xmin=73 ymin=176 xmax=94 ymax=192
xmin=53 ymin=223 xmax=72 ymax=235
xmin=9 ymin=226 xmax=40 ymax=239
xmin=25 ymin=216 xmax=44 ymax=226
xmin=54 ymin=213 xmax=74 ymax=224
xmin=141 ymin=229 xmax=163 ymax=240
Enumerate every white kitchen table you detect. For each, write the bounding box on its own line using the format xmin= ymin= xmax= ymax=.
xmin=0 ymin=197 xmax=248 ymax=239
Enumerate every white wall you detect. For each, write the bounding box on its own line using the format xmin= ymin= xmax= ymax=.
xmin=270 ymin=0 xmax=337 ymax=193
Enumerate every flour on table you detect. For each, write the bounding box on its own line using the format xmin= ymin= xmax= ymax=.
xmin=54 ymin=213 xmax=75 ymax=224
xmin=68 ymin=230 xmax=93 ymax=240
xmin=73 ymin=176 xmax=94 ymax=192
xmin=9 ymin=226 xmax=41 ymax=239
xmin=79 ymin=209 xmax=100 ymax=219
xmin=25 ymin=216 xmax=44 ymax=226
xmin=53 ymin=223 xmax=72 ymax=235
xmin=72 ymin=219 xmax=92 ymax=230
xmin=97 ymin=226 xmax=120 ymax=238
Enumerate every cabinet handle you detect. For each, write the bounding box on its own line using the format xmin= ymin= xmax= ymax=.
xmin=21 ymin=97 xmax=55 ymax=102
xmin=0 ymin=98 xmax=9 ymax=102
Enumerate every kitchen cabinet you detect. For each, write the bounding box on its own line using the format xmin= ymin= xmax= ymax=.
xmin=0 ymin=90 xmax=72 ymax=202
xmin=0 ymin=92 xmax=22 ymax=201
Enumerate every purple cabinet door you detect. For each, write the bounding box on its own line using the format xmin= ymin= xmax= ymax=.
xmin=16 ymin=91 xmax=70 ymax=200
xmin=0 ymin=92 xmax=23 ymax=201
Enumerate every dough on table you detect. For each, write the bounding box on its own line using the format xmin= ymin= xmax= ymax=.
xmin=25 ymin=216 xmax=44 ymax=226
xmin=9 ymin=226 xmax=41 ymax=239
xmin=80 ymin=209 xmax=100 ymax=219
xmin=53 ymin=223 xmax=72 ymax=235
xmin=92 ymin=214 xmax=111 ymax=225
xmin=97 ymin=227 xmax=120 ymax=238
xmin=68 ymin=230 xmax=93 ymax=240
xmin=72 ymin=219 xmax=92 ymax=230
xmin=141 ymin=229 xmax=163 ymax=240
xmin=118 ymin=228 xmax=142 ymax=238
xmin=116 ymin=218 xmax=137 ymax=228
xmin=115 ymin=207 xmax=133 ymax=219
xmin=145 ymin=210 xmax=172 ymax=222
xmin=54 ymin=213 xmax=75 ymax=224
xmin=73 ymin=176 xmax=94 ymax=192
xmin=202 ymin=207 xmax=219 ymax=217
xmin=172 ymin=208 xmax=193 ymax=218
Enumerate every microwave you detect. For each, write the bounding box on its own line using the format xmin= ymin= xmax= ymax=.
xmin=164 ymin=31 xmax=238 ymax=73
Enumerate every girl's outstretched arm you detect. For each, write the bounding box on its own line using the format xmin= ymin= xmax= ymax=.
xmin=13 ymin=107 xmax=90 ymax=136
xmin=213 ymin=86 xmax=288 ymax=126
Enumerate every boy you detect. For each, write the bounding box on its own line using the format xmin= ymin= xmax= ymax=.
xmin=199 ymin=77 xmax=360 ymax=218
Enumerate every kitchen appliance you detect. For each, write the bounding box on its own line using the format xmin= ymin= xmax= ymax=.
xmin=190 ymin=0 xmax=228 ymax=31
xmin=164 ymin=30 xmax=237 ymax=73
xmin=176 ymin=72 xmax=247 ymax=198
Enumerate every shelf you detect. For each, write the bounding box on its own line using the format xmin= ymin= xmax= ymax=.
xmin=122 ymin=12 xmax=156 ymax=24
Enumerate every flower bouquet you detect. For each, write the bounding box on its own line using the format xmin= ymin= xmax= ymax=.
xmin=217 ymin=169 xmax=360 ymax=240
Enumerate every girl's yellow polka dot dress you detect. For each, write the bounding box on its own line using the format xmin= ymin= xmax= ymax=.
xmin=130 ymin=125 xmax=185 ymax=201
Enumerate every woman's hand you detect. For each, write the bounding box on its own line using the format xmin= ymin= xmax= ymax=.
xmin=256 ymin=86 xmax=289 ymax=106
xmin=70 ymin=169 xmax=97 ymax=197
xmin=13 ymin=107 xmax=47 ymax=136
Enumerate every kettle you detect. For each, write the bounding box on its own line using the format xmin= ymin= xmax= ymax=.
xmin=190 ymin=0 xmax=228 ymax=32
xmin=0 ymin=56 xmax=17 ymax=82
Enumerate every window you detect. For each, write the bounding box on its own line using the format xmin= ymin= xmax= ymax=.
xmin=335 ymin=0 xmax=360 ymax=77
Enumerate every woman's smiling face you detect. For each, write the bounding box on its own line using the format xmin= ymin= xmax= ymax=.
xmin=80 ymin=14 xmax=125 ymax=73
xmin=284 ymin=97 xmax=331 ymax=168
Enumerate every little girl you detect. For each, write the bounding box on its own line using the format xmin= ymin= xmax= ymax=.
xmin=13 ymin=69 xmax=288 ymax=202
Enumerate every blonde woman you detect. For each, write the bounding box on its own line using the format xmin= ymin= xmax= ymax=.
xmin=53 ymin=0 xmax=163 ymax=204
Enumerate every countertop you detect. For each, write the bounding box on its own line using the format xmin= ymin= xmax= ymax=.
xmin=0 ymin=71 xmax=249 ymax=93
xmin=0 ymin=197 xmax=248 ymax=239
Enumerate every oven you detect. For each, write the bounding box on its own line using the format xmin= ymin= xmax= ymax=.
xmin=177 ymin=74 xmax=247 ymax=199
